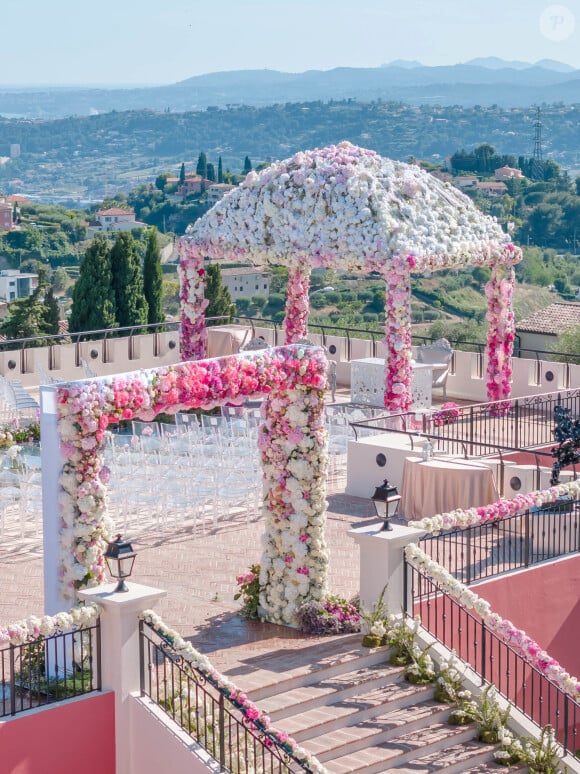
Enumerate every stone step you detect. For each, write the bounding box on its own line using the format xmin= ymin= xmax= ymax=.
xmin=260 ymin=662 xmax=406 ymax=721
xmin=308 ymin=699 xmax=449 ymax=762
xmin=282 ymin=680 xmax=435 ymax=742
xmin=247 ymin=640 xmax=392 ymax=702
xmin=326 ymin=721 xmax=487 ymax=774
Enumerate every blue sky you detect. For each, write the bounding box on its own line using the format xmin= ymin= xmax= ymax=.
xmin=3 ymin=0 xmax=578 ymax=85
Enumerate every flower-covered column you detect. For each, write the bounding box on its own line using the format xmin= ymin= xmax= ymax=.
xmin=284 ymin=264 xmax=311 ymax=343
xmin=57 ymin=385 xmax=114 ymax=600
xmin=383 ymin=256 xmax=414 ymax=412
xmin=485 ymin=261 xmax=516 ymax=403
xmin=178 ymin=238 xmax=209 ymax=361
xmin=258 ymin=378 xmax=329 ymax=625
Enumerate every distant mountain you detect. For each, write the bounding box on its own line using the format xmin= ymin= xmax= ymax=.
xmin=381 ymin=60 xmax=423 ymax=69
xmin=534 ymin=59 xmax=577 ymax=73
xmin=0 ymin=62 xmax=579 ymax=119
xmin=466 ymin=56 xmax=576 ymax=73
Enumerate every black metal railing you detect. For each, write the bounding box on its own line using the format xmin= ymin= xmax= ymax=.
xmin=140 ymin=621 xmax=313 ymax=773
xmin=404 ymin=562 xmax=580 ymax=756
xmin=419 ymin=498 xmax=580 ymax=585
xmin=0 ymin=620 xmax=101 ymax=718
xmin=350 ymin=387 xmax=580 ymax=459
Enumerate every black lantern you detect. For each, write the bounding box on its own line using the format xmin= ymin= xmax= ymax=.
xmin=371 ymin=480 xmax=401 ymax=531
xmin=104 ymin=534 xmax=137 ymax=592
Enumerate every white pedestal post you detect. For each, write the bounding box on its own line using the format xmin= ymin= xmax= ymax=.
xmin=349 ymin=523 xmax=425 ymax=617
xmin=39 ymin=385 xmax=67 ymax=615
xmin=78 ymin=582 xmax=167 ymax=774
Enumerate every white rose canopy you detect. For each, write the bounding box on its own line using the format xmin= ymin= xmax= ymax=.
xmin=179 ymin=141 xmax=522 ymax=410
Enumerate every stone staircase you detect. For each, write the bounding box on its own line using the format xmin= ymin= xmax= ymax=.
xmin=236 ymin=634 xmax=510 ymax=774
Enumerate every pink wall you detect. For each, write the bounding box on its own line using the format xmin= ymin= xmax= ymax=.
xmin=475 ymin=554 xmax=580 ymax=678
xmin=0 ymin=692 xmax=115 ymax=774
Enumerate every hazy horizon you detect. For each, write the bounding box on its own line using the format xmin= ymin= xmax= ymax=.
xmin=1 ymin=0 xmax=578 ymax=87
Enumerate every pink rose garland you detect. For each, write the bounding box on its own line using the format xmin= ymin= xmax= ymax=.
xmin=383 ymin=256 xmax=414 ymax=412
xmin=284 ymin=264 xmax=311 ymax=343
xmin=485 ymin=259 xmax=516 ymax=404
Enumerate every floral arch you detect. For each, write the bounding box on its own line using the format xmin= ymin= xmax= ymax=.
xmin=179 ymin=141 xmax=522 ymax=411
xmin=54 ymin=344 xmax=329 ymax=625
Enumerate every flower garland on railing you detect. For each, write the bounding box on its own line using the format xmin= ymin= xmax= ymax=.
xmin=383 ymin=256 xmax=414 ymax=412
xmin=178 ymin=238 xmax=209 ymax=361
xmin=141 ymin=610 xmax=330 ymax=774
xmin=408 ymin=479 xmax=580 ymax=535
xmin=258 ymin=381 xmax=329 ymax=624
xmin=0 ymin=604 xmax=100 ymax=647
xmin=284 ymin=265 xmax=311 ymax=343
xmin=56 ymin=345 xmax=329 ymax=612
xmin=485 ymin=260 xmax=517 ymax=404
xmin=405 ymin=543 xmax=580 ymax=700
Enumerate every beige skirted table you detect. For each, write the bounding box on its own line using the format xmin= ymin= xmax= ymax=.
xmin=399 ymin=456 xmax=499 ymax=520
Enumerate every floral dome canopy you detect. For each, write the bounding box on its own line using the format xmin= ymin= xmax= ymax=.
xmin=184 ymin=141 xmax=519 ymax=273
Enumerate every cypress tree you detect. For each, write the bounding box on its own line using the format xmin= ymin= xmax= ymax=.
xmin=196 ymin=152 xmax=207 ymax=179
xmin=179 ymin=162 xmax=186 ymax=185
xmin=143 ymin=228 xmax=164 ymax=325
xmin=110 ymin=232 xmax=148 ymax=328
xmin=206 ymin=162 xmax=216 ymax=182
xmin=204 ymin=263 xmax=235 ymax=321
xmin=243 ymin=156 xmax=252 ymax=174
xmin=69 ymin=236 xmax=117 ymax=333
xmin=218 ymin=156 xmax=223 ymax=183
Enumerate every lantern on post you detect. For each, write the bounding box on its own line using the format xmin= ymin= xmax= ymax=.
xmin=371 ymin=480 xmax=401 ymax=531
xmin=104 ymin=534 xmax=137 ymax=592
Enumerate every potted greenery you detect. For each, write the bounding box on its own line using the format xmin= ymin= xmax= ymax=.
xmin=469 ymin=685 xmax=510 ymax=743
xmin=520 ymin=725 xmax=562 ymax=773
xmin=386 ymin=615 xmax=421 ymax=666
xmin=359 ymin=584 xmax=391 ymax=648
xmin=404 ymin=644 xmax=436 ymax=684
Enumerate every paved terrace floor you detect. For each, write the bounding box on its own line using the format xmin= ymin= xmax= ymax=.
xmin=0 ymin=477 xmax=383 ymax=675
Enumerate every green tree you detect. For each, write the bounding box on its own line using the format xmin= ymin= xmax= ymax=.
xmin=143 ymin=229 xmax=164 ymax=325
xmin=155 ymin=172 xmax=171 ymax=192
xmin=110 ymin=232 xmax=148 ymax=328
xmin=196 ymin=152 xmax=207 ymax=179
xmin=206 ymin=162 xmax=216 ymax=182
xmin=179 ymin=163 xmax=186 ymax=185
xmin=204 ymin=263 xmax=235 ymax=321
xmin=52 ymin=267 xmax=69 ymax=293
xmin=69 ymin=236 xmax=117 ymax=333
xmin=218 ymin=156 xmax=223 ymax=183
xmin=243 ymin=156 xmax=252 ymax=175
xmin=557 ymin=325 xmax=580 ymax=363
xmin=43 ymin=286 xmax=61 ymax=335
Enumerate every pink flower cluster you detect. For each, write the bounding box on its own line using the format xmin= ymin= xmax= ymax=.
xmin=284 ymin=265 xmax=310 ymax=343
xmin=485 ymin=262 xmax=516 ymax=403
xmin=431 ymin=401 xmax=460 ymax=427
xmin=383 ymin=256 xmax=414 ymax=412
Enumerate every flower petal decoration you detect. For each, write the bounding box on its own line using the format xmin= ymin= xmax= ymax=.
xmin=178 ymin=141 xmax=522 ymax=409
